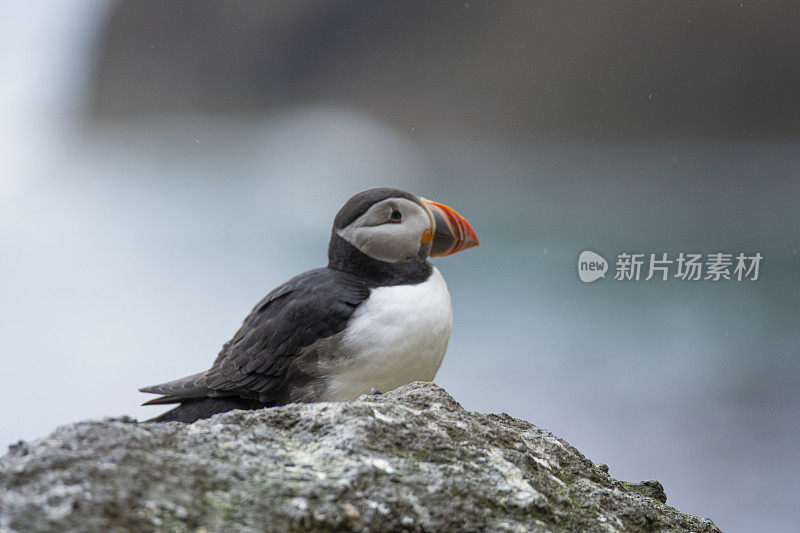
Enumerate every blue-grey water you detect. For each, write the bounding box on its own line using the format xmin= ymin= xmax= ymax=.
xmin=1 ymin=4 xmax=799 ymax=532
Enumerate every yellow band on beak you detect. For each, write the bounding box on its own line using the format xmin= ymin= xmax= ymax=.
xmin=421 ymin=230 xmax=433 ymax=244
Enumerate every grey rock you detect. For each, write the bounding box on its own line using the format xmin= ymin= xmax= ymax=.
xmin=622 ymin=480 xmax=668 ymax=504
xmin=0 ymin=382 xmax=719 ymax=532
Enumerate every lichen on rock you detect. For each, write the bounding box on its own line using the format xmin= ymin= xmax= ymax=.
xmin=0 ymin=382 xmax=719 ymax=532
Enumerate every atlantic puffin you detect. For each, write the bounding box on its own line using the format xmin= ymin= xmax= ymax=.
xmin=140 ymin=187 xmax=478 ymax=422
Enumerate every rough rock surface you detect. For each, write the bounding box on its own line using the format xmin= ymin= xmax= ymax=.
xmin=0 ymin=382 xmax=719 ymax=532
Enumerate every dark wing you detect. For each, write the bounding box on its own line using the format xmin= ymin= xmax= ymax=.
xmin=139 ymin=267 xmax=371 ymax=406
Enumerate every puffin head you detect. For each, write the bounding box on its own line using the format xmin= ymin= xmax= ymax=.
xmin=330 ymin=187 xmax=478 ymax=265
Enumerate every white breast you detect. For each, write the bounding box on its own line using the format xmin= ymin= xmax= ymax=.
xmin=321 ymin=266 xmax=453 ymax=401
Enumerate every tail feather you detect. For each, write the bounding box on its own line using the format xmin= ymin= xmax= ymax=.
xmin=144 ymin=397 xmax=268 ymax=423
xmin=141 ymin=395 xmax=189 ymax=406
xmin=139 ymin=371 xmax=211 ymax=404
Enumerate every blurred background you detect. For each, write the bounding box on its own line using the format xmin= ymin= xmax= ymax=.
xmin=1 ymin=1 xmax=799 ymax=531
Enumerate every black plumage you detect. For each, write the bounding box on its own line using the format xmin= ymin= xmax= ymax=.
xmin=140 ymin=188 xmax=433 ymax=422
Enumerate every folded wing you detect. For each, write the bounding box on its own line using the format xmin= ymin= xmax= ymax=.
xmin=139 ymin=268 xmax=371 ymax=408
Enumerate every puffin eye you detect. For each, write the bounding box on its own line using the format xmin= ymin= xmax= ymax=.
xmin=389 ymin=209 xmax=402 ymax=223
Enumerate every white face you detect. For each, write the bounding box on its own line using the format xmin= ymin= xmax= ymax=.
xmin=336 ymin=197 xmax=435 ymax=263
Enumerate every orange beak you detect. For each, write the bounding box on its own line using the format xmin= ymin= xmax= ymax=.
xmin=421 ymin=198 xmax=479 ymax=257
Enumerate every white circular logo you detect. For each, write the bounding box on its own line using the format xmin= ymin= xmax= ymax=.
xmin=578 ymin=251 xmax=608 ymax=282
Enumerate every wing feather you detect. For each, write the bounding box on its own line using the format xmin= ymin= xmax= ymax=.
xmin=140 ymin=268 xmax=371 ymax=407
